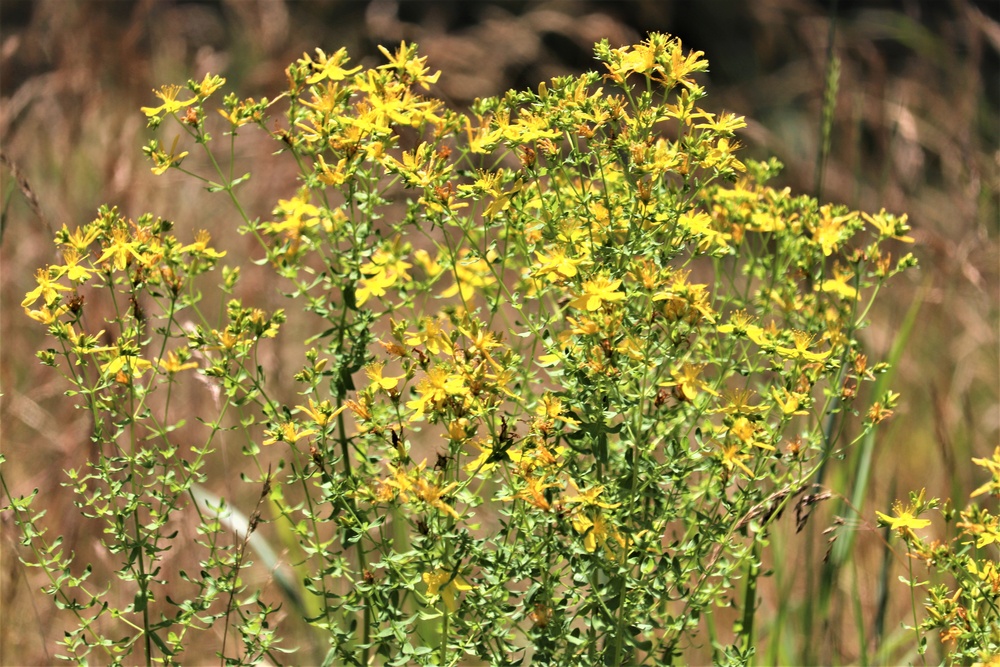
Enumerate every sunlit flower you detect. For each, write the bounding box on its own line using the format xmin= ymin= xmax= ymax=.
xmin=262 ymin=421 xmax=316 ymax=446
xmin=877 ymin=499 xmax=932 ymax=537
xmin=100 ymin=350 xmax=154 ymax=381
xmin=158 ymin=350 xmax=198 ymax=375
xmin=776 ymin=331 xmax=831 ymax=363
xmin=667 ymin=363 xmax=718 ymax=401
xmin=302 ymin=47 xmax=362 ymax=84
xmin=863 ymin=209 xmax=914 ymax=243
xmin=971 ymin=447 xmax=1000 ymax=498
xmin=365 ymin=361 xmax=404 ymax=392
xmin=141 ymin=84 xmax=196 ymax=117
xmin=423 ymin=568 xmax=472 ymax=612
xmin=295 ymin=398 xmax=345 ymax=428
xmin=569 ymin=275 xmax=625 ymax=311
xmin=22 ymin=267 xmax=71 ymax=308
xmin=719 ymin=441 xmax=754 ymax=478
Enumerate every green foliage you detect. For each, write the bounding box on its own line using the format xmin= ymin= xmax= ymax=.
xmin=2 ymin=34 xmax=927 ymax=665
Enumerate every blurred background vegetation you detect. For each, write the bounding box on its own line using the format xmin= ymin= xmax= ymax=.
xmin=1 ymin=0 xmax=997 ymax=664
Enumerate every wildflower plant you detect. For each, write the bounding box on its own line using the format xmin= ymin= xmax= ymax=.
xmin=878 ymin=451 xmax=1000 ymax=664
xmin=3 ymin=35 xmax=918 ymax=665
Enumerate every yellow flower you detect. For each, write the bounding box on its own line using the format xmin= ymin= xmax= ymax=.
xmin=717 ymin=310 xmax=758 ymax=337
xmin=354 ymin=269 xmax=394 ymax=307
xmin=863 ymin=209 xmax=914 ymax=243
xmin=296 ymin=398 xmax=346 ymax=428
xmin=464 ymin=438 xmax=497 ymax=475
xmin=775 ymin=331 xmax=831 ymax=363
xmin=678 ymin=209 xmax=731 ymax=250
xmin=569 ymin=275 xmax=625 ymax=311
xmin=100 ymin=351 xmax=154 ymax=380
xmin=404 ymin=316 xmax=451 ymax=355
xmin=812 ymin=205 xmax=855 ymax=257
xmin=535 ymin=393 xmax=579 ymax=428
xmin=422 ymin=568 xmax=472 ymax=612
xmin=141 ymin=84 xmax=196 ymax=117
xmin=564 ymin=483 xmax=621 ymax=510
xmin=303 ymin=47 xmax=362 ymax=84
xmin=532 ymin=247 xmax=585 ymax=283
xmin=148 ymin=135 xmax=189 ymax=175
xmin=728 ymin=415 xmax=775 ymax=451
xmin=441 ymin=252 xmax=496 ymax=303
xmin=714 ymin=388 xmax=764 ymax=416
xmin=181 ymin=230 xmax=226 ymax=259
xmin=24 ymin=303 xmax=69 ymax=324
xmin=971 ymin=447 xmax=1000 ymax=498
xmin=820 ymin=263 xmax=859 ymax=301
xmin=693 ymin=110 xmax=747 ymax=135
xmin=22 ymin=267 xmax=71 ymax=308
xmin=59 ymin=249 xmax=94 ymax=283
xmin=266 ymin=191 xmax=322 ymax=238
xmin=413 ymin=477 xmax=460 ymax=519
xmin=158 ymin=350 xmax=198 ymax=375
xmin=60 ymin=223 xmax=100 ymax=252
xmin=719 ymin=441 xmax=754 ymax=478
xmin=365 ymin=361 xmax=404 ymax=392
xmin=262 ymin=422 xmax=316 ymax=446
xmin=194 ymin=73 xmax=225 ymax=99
xmin=378 ymin=41 xmax=442 ymax=89
xmin=667 ymin=363 xmax=718 ymax=402
xmin=95 ymin=227 xmax=145 ymax=271
xmin=876 ymin=500 xmax=931 ymax=536
xmin=502 ymin=475 xmax=558 ymax=511
xmin=405 ymin=367 xmax=468 ymax=418
xmin=413 ymin=249 xmax=443 ymax=278
xmin=571 ymin=512 xmax=625 ymax=554
xmin=315 ymin=155 xmax=349 ymax=187
xmin=770 ymin=386 xmax=809 ymax=416
xmin=967 ymin=558 xmax=1000 ymax=594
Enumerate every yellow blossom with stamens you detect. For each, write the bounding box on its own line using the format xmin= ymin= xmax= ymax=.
xmin=414 ymin=477 xmax=460 ymax=519
xmin=365 ymin=361 xmax=404 ymax=392
xmin=667 ymin=363 xmax=718 ymax=401
xmin=59 ymin=249 xmax=94 ymax=283
xmin=532 ymin=247 xmax=585 ymax=283
xmin=503 ymin=475 xmax=558 ymax=512
xmin=61 ymin=224 xmax=100 ymax=252
xmin=149 ymin=135 xmax=189 ymax=175
xmin=181 ymin=230 xmax=226 ymax=259
xmin=876 ymin=499 xmax=931 ymax=537
xmin=719 ymin=441 xmax=754 ymax=478
xmin=564 ymin=483 xmax=621 ymax=510
xmin=141 ymin=84 xmax=196 ymax=117
xmin=812 ymin=205 xmax=855 ymax=257
xmin=158 ymin=350 xmax=198 ymax=375
xmin=821 ymin=263 xmax=859 ymax=300
xmin=302 ymin=47 xmax=362 ymax=84
xmin=262 ymin=421 xmax=316 ymax=446
xmin=100 ymin=351 xmax=154 ymax=381
xmin=194 ymin=73 xmax=225 ymax=98
xmin=22 ymin=267 xmax=71 ymax=308
xmin=863 ymin=209 xmax=914 ymax=243
xmin=771 ymin=387 xmax=809 ymax=416
xmin=295 ymin=398 xmax=346 ymax=428
xmin=729 ymin=416 xmax=775 ymax=451
xmin=422 ymin=569 xmax=472 ymax=612
xmin=569 ymin=275 xmax=625 ymax=311
xmin=24 ymin=303 xmax=69 ymax=325
xmin=776 ymin=331 xmax=831 ymax=363
xmin=971 ymin=446 xmax=1000 ymax=498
